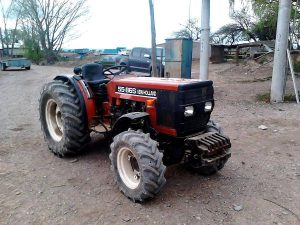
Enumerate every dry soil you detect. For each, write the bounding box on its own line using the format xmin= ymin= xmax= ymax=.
xmin=0 ymin=61 xmax=299 ymax=225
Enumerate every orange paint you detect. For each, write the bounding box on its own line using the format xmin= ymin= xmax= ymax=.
xmin=104 ymin=76 xmax=191 ymax=136
xmin=76 ymin=80 xmax=96 ymax=128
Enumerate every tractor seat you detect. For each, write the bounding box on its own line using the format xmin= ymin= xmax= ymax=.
xmin=81 ymin=63 xmax=109 ymax=86
xmin=81 ymin=63 xmax=108 ymax=103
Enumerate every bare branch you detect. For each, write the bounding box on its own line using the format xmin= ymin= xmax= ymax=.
xmin=16 ymin=0 xmax=88 ymax=62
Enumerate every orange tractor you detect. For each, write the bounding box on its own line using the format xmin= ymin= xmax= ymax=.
xmin=39 ymin=63 xmax=231 ymax=202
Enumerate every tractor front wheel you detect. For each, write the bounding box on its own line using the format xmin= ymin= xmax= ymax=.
xmin=110 ymin=130 xmax=166 ymax=202
xmin=39 ymin=80 xmax=90 ymax=156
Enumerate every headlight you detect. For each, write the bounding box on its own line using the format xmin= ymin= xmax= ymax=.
xmin=184 ymin=106 xmax=194 ymax=117
xmin=204 ymin=102 xmax=212 ymax=112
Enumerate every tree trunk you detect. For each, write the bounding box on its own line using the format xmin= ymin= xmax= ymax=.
xmin=11 ymin=18 xmax=19 ymax=57
xmin=2 ymin=21 xmax=9 ymax=57
xmin=0 ymin=27 xmax=4 ymax=56
xmin=45 ymin=48 xmax=57 ymax=64
xmin=148 ymin=0 xmax=158 ymax=77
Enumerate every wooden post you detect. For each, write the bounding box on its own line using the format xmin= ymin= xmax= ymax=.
xmin=235 ymin=46 xmax=239 ymax=66
xmin=287 ymin=49 xmax=300 ymax=104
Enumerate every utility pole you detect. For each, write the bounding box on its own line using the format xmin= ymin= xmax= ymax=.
xmin=199 ymin=0 xmax=210 ymax=80
xmin=271 ymin=0 xmax=292 ymax=103
xmin=229 ymin=0 xmax=235 ymax=17
xmin=148 ymin=0 xmax=158 ymax=77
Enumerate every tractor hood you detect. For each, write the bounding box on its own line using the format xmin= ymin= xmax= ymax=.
xmin=106 ymin=76 xmax=214 ymax=136
xmin=107 ymin=76 xmax=213 ymax=93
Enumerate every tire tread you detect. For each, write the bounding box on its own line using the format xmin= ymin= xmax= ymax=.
xmin=39 ymin=80 xmax=90 ymax=156
xmin=110 ymin=130 xmax=166 ymax=202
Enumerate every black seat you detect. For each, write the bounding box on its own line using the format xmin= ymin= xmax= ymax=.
xmin=81 ymin=63 xmax=108 ymax=103
xmin=81 ymin=63 xmax=109 ymax=86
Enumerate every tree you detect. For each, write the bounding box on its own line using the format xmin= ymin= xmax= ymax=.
xmin=211 ymin=7 xmax=258 ymax=45
xmin=173 ymin=18 xmax=201 ymax=40
xmin=290 ymin=1 xmax=300 ymax=49
xmin=0 ymin=0 xmax=20 ymax=57
xmin=224 ymin=0 xmax=300 ymax=45
xmin=211 ymin=23 xmax=248 ymax=45
xmin=16 ymin=0 xmax=88 ymax=63
xmin=0 ymin=27 xmax=4 ymax=51
xmin=0 ymin=0 xmax=10 ymax=54
xmin=251 ymin=0 xmax=279 ymax=40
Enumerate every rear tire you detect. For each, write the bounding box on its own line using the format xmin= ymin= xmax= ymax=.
xmin=110 ymin=130 xmax=166 ymax=202
xmin=39 ymin=80 xmax=90 ymax=156
xmin=187 ymin=119 xmax=228 ymax=176
xmin=25 ymin=66 xmax=31 ymax=70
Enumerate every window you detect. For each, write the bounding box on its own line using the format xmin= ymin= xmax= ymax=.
xmin=132 ymin=48 xmax=141 ymax=58
xmin=141 ymin=49 xmax=150 ymax=58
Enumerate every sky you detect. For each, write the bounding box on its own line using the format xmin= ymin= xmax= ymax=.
xmin=63 ymin=0 xmax=234 ymax=49
xmin=0 ymin=0 xmax=235 ymax=49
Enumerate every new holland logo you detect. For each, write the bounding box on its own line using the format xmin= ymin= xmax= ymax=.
xmin=116 ymin=86 xmax=157 ymax=97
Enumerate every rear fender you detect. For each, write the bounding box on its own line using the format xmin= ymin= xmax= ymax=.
xmin=112 ymin=112 xmax=150 ymax=136
xmin=54 ymin=75 xmax=97 ymax=129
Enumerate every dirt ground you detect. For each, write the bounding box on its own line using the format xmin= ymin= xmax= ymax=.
xmin=0 ymin=61 xmax=299 ymax=225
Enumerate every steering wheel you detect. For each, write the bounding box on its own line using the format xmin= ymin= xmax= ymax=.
xmin=103 ymin=65 xmax=128 ymax=78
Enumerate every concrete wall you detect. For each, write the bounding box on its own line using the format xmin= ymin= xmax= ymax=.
xmin=192 ymin=41 xmax=200 ymax=60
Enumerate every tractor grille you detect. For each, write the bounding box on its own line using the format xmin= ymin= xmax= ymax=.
xmin=156 ymin=81 xmax=214 ymax=136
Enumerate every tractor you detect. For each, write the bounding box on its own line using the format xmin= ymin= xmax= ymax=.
xmin=39 ymin=63 xmax=231 ymax=202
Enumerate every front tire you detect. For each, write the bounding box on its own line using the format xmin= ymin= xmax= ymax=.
xmin=39 ymin=80 xmax=90 ymax=156
xmin=110 ymin=130 xmax=166 ymax=202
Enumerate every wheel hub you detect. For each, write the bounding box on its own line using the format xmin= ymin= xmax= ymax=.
xmin=45 ymin=99 xmax=63 ymax=142
xmin=117 ymin=147 xmax=141 ymax=189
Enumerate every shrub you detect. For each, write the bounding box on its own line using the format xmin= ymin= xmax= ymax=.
xmin=294 ymin=60 xmax=300 ymax=73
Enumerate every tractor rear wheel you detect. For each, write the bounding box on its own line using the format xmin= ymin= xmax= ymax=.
xmin=109 ymin=130 xmax=166 ymax=202
xmin=187 ymin=120 xmax=228 ymax=176
xmin=39 ymin=80 xmax=90 ymax=156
